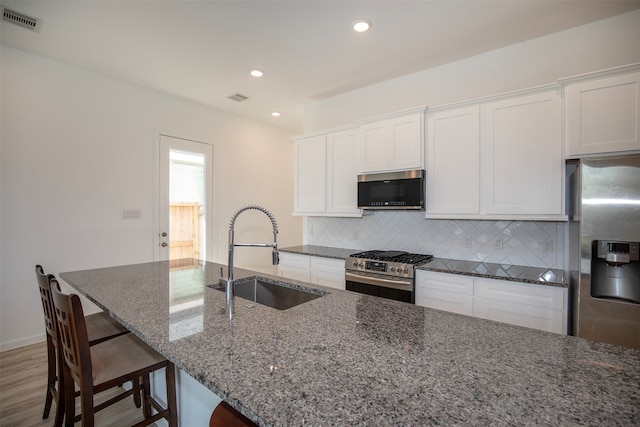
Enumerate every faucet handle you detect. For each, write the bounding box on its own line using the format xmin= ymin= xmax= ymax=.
xmin=272 ymin=249 xmax=280 ymax=266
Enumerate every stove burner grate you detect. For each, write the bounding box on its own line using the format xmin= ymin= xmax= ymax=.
xmin=350 ymin=250 xmax=433 ymax=265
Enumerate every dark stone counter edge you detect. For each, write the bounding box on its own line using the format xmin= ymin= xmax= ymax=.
xmin=279 ymin=245 xmax=568 ymax=288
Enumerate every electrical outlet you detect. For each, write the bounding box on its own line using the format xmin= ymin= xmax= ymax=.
xmin=463 ymin=236 xmax=472 ymax=248
xmin=544 ymin=239 xmax=554 ymax=253
xmin=352 ymin=230 xmax=359 ymax=240
xmin=309 ymin=226 xmax=314 ymax=236
xmin=494 ymin=237 xmax=503 ymax=249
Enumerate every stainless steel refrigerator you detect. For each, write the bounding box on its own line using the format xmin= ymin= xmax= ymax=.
xmin=568 ymin=154 xmax=640 ymax=349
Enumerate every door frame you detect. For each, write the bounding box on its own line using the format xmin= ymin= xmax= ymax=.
xmin=154 ymin=130 xmax=218 ymax=262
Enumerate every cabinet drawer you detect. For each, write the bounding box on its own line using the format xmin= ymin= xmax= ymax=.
xmin=310 ymin=257 xmax=343 ymax=273
xmin=416 ymin=271 xmax=474 ymax=296
xmin=310 ymin=257 xmax=345 ymax=290
xmin=415 ymin=289 xmax=473 ymax=316
xmin=474 ymin=297 xmax=565 ymax=334
xmin=278 ymin=253 xmax=311 ymax=269
xmin=475 ymin=279 xmax=565 ymax=310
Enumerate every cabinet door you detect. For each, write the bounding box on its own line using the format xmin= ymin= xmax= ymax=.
xmin=426 ymin=106 xmax=480 ymax=215
xmin=294 ymin=135 xmax=326 ymax=214
xmin=482 ymin=91 xmax=562 ymax=216
xmin=310 ymin=257 xmax=345 ymax=290
xmin=415 ymin=270 xmax=474 ymax=316
xmin=359 ymin=112 xmax=424 ymax=173
xmin=474 ymin=278 xmax=567 ymax=334
xmin=565 ymin=71 xmax=640 ymax=156
xmin=278 ymin=253 xmax=311 ymax=282
xmin=389 ymin=113 xmax=423 ymax=171
xmin=327 ymin=130 xmax=360 ymax=214
xmin=359 ymin=121 xmax=389 ymax=172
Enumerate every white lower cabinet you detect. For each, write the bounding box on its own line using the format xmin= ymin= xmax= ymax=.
xmin=415 ymin=270 xmax=567 ymax=334
xmin=415 ymin=271 xmax=474 ymax=316
xmin=278 ymin=253 xmax=345 ymax=290
xmin=278 ymin=252 xmax=311 ymax=282
xmin=310 ymin=257 xmax=345 ymax=290
xmin=474 ymin=278 xmax=567 ymax=334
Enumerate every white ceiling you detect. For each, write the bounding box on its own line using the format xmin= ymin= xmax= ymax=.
xmin=2 ymin=1 xmax=639 ymax=133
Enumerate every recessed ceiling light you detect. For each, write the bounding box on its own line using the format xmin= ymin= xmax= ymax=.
xmin=353 ymin=19 xmax=371 ymax=33
xmin=271 ymin=111 xmax=281 ymax=117
xmin=249 ymin=68 xmax=264 ymax=77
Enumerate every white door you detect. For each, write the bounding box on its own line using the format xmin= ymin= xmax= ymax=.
xmin=158 ymin=135 xmax=214 ymax=262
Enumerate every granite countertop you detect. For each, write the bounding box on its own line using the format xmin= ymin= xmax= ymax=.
xmin=280 ymin=245 xmax=567 ymax=287
xmin=61 ymin=260 xmax=639 ymax=426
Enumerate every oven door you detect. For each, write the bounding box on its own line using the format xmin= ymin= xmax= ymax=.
xmin=345 ymin=271 xmax=414 ymax=303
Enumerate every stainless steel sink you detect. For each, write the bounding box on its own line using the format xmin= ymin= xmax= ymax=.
xmin=210 ymin=276 xmax=326 ymax=310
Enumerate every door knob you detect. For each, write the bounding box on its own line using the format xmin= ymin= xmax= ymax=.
xmin=161 ymin=242 xmax=168 ymax=247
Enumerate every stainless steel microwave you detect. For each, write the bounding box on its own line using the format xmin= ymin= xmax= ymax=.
xmin=357 ymin=169 xmax=425 ymax=210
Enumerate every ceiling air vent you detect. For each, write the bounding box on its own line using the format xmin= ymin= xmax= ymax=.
xmin=2 ymin=6 xmax=41 ymax=32
xmin=227 ymin=93 xmax=249 ymax=102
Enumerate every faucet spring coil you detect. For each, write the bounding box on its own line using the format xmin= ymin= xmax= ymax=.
xmin=229 ymin=204 xmax=278 ymax=233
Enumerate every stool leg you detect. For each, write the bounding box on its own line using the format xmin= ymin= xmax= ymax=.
xmin=53 ymin=363 xmax=65 ymax=427
xmin=142 ymin=373 xmax=152 ymax=418
xmin=62 ymin=368 xmax=75 ymax=427
xmin=165 ymin=363 xmax=178 ymax=427
xmin=133 ymin=377 xmax=142 ymax=408
xmin=43 ymin=336 xmax=56 ymax=419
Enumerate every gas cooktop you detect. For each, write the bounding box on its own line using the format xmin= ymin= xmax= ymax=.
xmin=348 ymin=250 xmax=433 ymax=266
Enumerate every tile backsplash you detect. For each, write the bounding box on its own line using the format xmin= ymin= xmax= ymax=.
xmin=305 ymin=212 xmax=566 ymax=269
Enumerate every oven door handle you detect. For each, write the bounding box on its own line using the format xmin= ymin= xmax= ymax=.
xmin=345 ymin=271 xmax=412 ymax=288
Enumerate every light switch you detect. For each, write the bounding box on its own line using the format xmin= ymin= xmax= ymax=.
xmin=122 ymin=210 xmax=141 ymax=219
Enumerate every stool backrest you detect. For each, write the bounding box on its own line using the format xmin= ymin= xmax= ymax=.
xmin=36 ymin=265 xmax=58 ymax=345
xmin=51 ymin=279 xmax=92 ymax=388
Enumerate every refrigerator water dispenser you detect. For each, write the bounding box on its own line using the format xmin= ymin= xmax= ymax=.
xmin=591 ymin=240 xmax=640 ymax=304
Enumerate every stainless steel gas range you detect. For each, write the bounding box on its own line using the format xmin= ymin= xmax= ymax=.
xmin=345 ymin=250 xmax=433 ymax=303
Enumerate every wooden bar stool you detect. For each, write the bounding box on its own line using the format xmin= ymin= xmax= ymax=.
xmin=210 ymin=401 xmax=257 ymax=427
xmin=36 ymin=265 xmax=131 ymax=426
xmin=51 ymin=278 xmax=178 ymax=427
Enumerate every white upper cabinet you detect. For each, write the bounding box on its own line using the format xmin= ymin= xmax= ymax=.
xmin=426 ymin=105 xmax=480 ymax=215
xmin=482 ymin=90 xmax=563 ymax=216
xmin=564 ymin=69 xmax=640 ymax=157
xmin=293 ymin=128 xmax=361 ymax=217
xmin=359 ymin=108 xmax=425 ymax=173
xmin=426 ymin=90 xmax=564 ymax=220
xmin=326 ymin=130 xmax=359 ymax=214
xmin=294 ymin=134 xmax=326 ymax=214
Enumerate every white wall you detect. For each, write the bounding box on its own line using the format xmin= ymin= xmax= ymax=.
xmin=304 ymin=10 xmax=640 ymax=131
xmin=0 ymin=46 xmax=301 ymax=351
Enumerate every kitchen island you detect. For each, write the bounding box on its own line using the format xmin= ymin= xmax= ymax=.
xmin=60 ymin=259 xmax=640 ymax=426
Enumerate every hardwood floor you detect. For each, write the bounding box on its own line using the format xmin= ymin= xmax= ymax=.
xmin=0 ymin=342 xmax=159 ymax=426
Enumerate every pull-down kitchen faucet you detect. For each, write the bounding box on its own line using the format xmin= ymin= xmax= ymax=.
xmin=226 ymin=205 xmax=279 ymax=306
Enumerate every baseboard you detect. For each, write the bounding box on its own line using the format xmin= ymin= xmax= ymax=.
xmin=0 ymin=333 xmax=46 ymax=353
